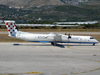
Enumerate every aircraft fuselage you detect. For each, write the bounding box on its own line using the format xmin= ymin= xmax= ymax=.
xmin=14 ymin=32 xmax=99 ymax=45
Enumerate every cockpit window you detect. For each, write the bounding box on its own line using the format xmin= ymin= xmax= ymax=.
xmin=90 ymin=37 xmax=94 ymax=39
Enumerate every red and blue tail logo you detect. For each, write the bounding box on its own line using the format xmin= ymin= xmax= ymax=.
xmin=5 ymin=21 xmax=18 ymax=36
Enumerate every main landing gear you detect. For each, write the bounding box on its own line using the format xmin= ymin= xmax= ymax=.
xmin=93 ymin=43 xmax=95 ymax=46
xmin=51 ymin=42 xmax=57 ymax=46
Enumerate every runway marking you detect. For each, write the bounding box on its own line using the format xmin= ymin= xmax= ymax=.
xmin=61 ymin=74 xmax=68 ymax=75
xmin=90 ymin=70 xmax=95 ymax=72
xmin=95 ymin=68 xmax=100 ymax=70
xmin=62 ymin=57 xmax=100 ymax=75
xmin=98 ymin=61 xmax=100 ymax=63
xmin=0 ymin=49 xmax=99 ymax=75
xmin=88 ymin=59 xmax=92 ymax=61
xmin=94 ymin=60 xmax=97 ymax=62
xmin=71 ymin=73 xmax=79 ymax=74
xmin=41 ymin=54 xmax=100 ymax=75
xmin=67 ymin=46 xmax=80 ymax=50
xmin=81 ymin=71 xmax=88 ymax=73
xmin=28 ymin=71 xmax=41 ymax=74
xmin=77 ymin=58 xmax=81 ymax=59
xmin=67 ymin=46 xmax=70 ymax=48
xmin=0 ymin=71 xmax=42 ymax=75
xmin=83 ymin=58 xmax=87 ymax=60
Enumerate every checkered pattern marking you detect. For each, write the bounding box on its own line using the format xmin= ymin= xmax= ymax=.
xmin=6 ymin=22 xmax=17 ymax=36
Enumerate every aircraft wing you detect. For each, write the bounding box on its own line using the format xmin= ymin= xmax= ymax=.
xmin=49 ymin=32 xmax=62 ymax=41
xmin=50 ymin=32 xmax=62 ymax=36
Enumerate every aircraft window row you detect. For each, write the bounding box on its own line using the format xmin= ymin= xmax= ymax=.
xmin=90 ymin=37 xmax=94 ymax=39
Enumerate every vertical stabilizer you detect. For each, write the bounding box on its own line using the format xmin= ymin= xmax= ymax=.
xmin=5 ymin=21 xmax=18 ymax=36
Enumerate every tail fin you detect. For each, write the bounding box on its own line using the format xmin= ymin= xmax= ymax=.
xmin=5 ymin=21 xmax=18 ymax=36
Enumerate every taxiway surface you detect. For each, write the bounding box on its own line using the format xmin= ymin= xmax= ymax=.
xmin=0 ymin=42 xmax=100 ymax=75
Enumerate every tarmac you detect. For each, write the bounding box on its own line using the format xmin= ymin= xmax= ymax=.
xmin=0 ymin=42 xmax=100 ymax=75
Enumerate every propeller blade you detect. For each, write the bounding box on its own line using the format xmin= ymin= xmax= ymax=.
xmin=65 ymin=33 xmax=67 ymax=35
xmin=68 ymin=33 xmax=71 ymax=39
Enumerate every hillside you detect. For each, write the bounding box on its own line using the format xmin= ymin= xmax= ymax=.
xmin=0 ymin=5 xmax=31 ymax=20
xmin=0 ymin=0 xmax=89 ymax=9
xmin=0 ymin=0 xmax=64 ymax=8
xmin=27 ymin=4 xmax=100 ymax=21
xmin=0 ymin=0 xmax=100 ymax=21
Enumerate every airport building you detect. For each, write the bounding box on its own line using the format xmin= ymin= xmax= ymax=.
xmin=0 ymin=20 xmax=3 ymax=24
xmin=0 ymin=20 xmax=98 ymax=27
xmin=54 ymin=21 xmax=98 ymax=25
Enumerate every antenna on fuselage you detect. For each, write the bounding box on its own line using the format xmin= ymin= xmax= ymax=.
xmin=65 ymin=33 xmax=67 ymax=35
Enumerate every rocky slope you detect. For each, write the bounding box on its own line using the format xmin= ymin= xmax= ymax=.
xmin=0 ymin=0 xmax=63 ymax=8
xmin=0 ymin=0 xmax=89 ymax=8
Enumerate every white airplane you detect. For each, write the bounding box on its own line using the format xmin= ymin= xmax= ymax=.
xmin=5 ymin=21 xmax=99 ymax=46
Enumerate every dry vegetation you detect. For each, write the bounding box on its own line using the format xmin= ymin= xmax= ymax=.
xmin=0 ymin=29 xmax=100 ymax=32
xmin=0 ymin=34 xmax=27 ymax=42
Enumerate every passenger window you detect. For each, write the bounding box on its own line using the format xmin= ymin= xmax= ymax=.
xmin=90 ymin=37 xmax=94 ymax=39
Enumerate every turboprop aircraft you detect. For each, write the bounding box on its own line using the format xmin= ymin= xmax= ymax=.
xmin=5 ymin=21 xmax=99 ymax=46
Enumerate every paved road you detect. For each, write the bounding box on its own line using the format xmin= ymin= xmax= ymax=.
xmin=0 ymin=42 xmax=100 ymax=75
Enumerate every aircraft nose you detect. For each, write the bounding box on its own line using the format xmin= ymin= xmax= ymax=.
xmin=97 ymin=41 xmax=99 ymax=43
xmin=95 ymin=39 xmax=99 ymax=44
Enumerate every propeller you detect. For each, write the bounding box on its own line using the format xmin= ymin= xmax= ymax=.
xmin=65 ymin=33 xmax=71 ymax=39
xmin=68 ymin=33 xmax=71 ymax=39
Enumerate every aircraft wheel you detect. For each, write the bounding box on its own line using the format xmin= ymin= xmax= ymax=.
xmin=51 ymin=42 xmax=54 ymax=45
xmin=93 ymin=43 xmax=95 ymax=46
xmin=51 ymin=42 xmax=56 ymax=46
